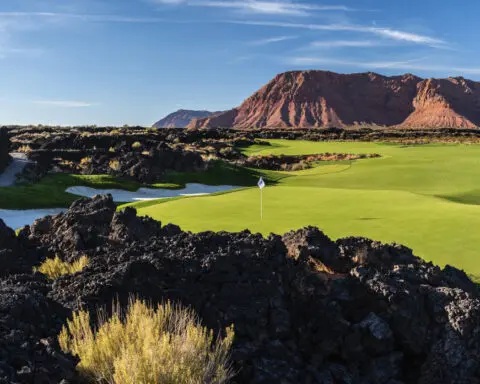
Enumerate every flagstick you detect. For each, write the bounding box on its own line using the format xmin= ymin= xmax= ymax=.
xmin=260 ymin=188 xmax=263 ymax=220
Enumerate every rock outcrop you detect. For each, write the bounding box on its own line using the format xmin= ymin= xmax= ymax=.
xmin=402 ymin=77 xmax=480 ymax=128
xmin=1 ymin=195 xmax=479 ymax=382
xmin=187 ymin=71 xmax=480 ymax=129
xmin=0 ymin=128 xmax=11 ymax=173
xmin=153 ymin=109 xmax=218 ymax=128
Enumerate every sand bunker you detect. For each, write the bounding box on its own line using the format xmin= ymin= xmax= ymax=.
xmin=65 ymin=183 xmax=241 ymax=202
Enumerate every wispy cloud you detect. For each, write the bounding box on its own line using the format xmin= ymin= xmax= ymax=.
xmin=287 ymin=56 xmax=480 ymax=75
xmin=228 ymin=55 xmax=253 ymax=64
xmin=33 ymin=100 xmax=95 ymax=107
xmin=310 ymin=40 xmax=378 ymax=48
xmin=229 ymin=20 xmax=446 ymax=47
xmin=0 ymin=12 xmax=176 ymax=24
xmin=248 ymin=35 xmax=297 ymax=46
xmin=152 ymin=1 xmax=353 ymax=16
xmin=0 ymin=46 xmax=44 ymax=58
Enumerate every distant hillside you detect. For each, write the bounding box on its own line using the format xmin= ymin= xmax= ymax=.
xmin=187 ymin=70 xmax=480 ymax=129
xmin=153 ymin=110 xmax=216 ymax=128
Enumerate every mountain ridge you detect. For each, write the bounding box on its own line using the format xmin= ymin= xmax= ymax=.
xmin=153 ymin=109 xmax=217 ymax=128
xmin=187 ymin=70 xmax=480 ymax=129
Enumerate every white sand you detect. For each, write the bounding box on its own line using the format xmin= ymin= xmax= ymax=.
xmin=0 ymin=183 xmax=240 ymax=229
xmin=0 ymin=153 xmax=30 ymax=187
xmin=0 ymin=208 xmax=65 ymax=229
xmin=65 ymin=183 xmax=241 ymax=202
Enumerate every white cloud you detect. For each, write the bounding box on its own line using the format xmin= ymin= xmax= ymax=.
xmin=0 ymin=12 xmax=173 ymax=24
xmin=287 ymin=56 xmax=480 ymax=75
xmin=310 ymin=40 xmax=377 ymax=48
xmin=152 ymin=1 xmax=352 ymax=16
xmin=248 ymin=35 xmax=297 ymax=46
xmin=229 ymin=20 xmax=446 ymax=47
xmin=33 ymin=100 xmax=95 ymax=107
xmin=228 ymin=55 xmax=253 ymax=64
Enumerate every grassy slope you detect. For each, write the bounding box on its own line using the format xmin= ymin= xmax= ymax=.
xmin=130 ymin=140 xmax=480 ymax=276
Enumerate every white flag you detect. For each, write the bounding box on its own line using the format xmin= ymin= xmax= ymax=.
xmin=257 ymin=177 xmax=265 ymax=189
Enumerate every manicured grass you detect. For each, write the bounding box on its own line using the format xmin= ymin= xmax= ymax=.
xmin=129 ymin=140 xmax=480 ymax=277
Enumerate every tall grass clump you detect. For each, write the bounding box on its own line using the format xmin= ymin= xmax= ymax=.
xmin=58 ymin=298 xmax=235 ymax=384
xmin=36 ymin=255 xmax=88 ymax=280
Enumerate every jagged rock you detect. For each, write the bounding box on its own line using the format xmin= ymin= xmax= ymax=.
xmin=0 ymin=128 xmax=10 ymax=174
xmin=0 ymin=275 xmax=77 ymax=383
xmin=1 ymin=196 xmax=479 ymax=383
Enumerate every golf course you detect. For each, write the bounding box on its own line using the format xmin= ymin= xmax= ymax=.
xmin=124 ymin=140 xmax=480 ymax=277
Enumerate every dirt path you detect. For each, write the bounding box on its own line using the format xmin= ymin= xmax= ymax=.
xmin=0 ymin=153 xmax=30 ymax=187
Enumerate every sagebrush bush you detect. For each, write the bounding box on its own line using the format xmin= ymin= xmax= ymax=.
xmin=36 ymin=255 xmax=88 ymax=280
xmin=131 ymin=141 xmax=142 ymax=149
xmin=58 ymin=299 xmax=235 ymax=384
xmin=109 ymin=159 xmax=121 ymax=171
xmin=80 ymin=157 xmax=92 ymax=167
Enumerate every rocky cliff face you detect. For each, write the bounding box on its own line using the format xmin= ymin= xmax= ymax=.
xmin=187 ymin=71 xmax=480 ymax=129
xmin=1 ymin=195 xmax=480 ymax=383
xmin=153 ymin=109 xmax=217 ymax=128
xmin=0 ymin=128 xmax=11 ymax=173
xmin=401 ymin=77 xmax=480 ymax=128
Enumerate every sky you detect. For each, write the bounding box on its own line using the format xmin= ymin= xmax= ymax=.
xmin=1 ymin=0 xmax=480 ymax=126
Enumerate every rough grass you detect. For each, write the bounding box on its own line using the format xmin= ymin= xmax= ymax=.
xmin=35 ymin=255 xmax=88 ymax=279
xmin=128 ymin=140 xmax=480 ymax=277
xmin=59 ymin=299 xmax=234 ymax=384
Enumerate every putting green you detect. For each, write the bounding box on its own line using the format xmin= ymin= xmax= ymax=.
xmin=131 ymin=140 xmax=480 ymax=276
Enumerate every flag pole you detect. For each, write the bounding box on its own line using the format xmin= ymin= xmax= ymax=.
xmin=260 ymin=188 xmax=263 ymax=220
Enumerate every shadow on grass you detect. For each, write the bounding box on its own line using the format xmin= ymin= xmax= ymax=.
xmin=435 ymin=189 xmax=480 ymax=206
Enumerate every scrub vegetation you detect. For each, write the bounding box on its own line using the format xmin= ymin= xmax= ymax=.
xmin=35 ymin=255 xmax=89 ymax=280
xmin=58 ymin=299 xmax=234 ymax=384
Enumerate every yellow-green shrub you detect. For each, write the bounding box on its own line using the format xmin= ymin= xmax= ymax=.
xmin=80 ymin=157 xmax=92 ymax=167
xmin=58 ymin=299 xmax=234 ymax=384
xmin=131 ymin=141 xmax=142 ymax=149
xmin=109 ymin=159 xmax=121 ymax=171
xmin=36 ymin=255 xmax=88 ymax=280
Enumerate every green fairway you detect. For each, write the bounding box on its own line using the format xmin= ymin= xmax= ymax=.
xmin=128 ymin=140 xmax=480 ymax=277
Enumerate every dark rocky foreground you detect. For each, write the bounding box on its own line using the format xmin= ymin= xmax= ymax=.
xmin=0 ymin=128 xmax=11 ymax=174
xmin=1 ymin=195 xmax=480 ymax=383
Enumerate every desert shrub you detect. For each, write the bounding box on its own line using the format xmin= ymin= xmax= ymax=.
xmin=108 ymin=146 xmax=116 ymax=153
xmin=290 ymin=161 xmax=309 ymax=171
xmin=17 ymin=145 xmax=32 ymax=153
xmin=35 ymin=255 xmax=88 ymax=280
xmin=131 ymin=141 xmax=142 ymax=149
xmin=109 ymin=159 xmax=121 ymax=171
xmin=58 ymin=299 xmax=234 ymax=384
xmin=80 ymin=157 xmax=92 ymax=167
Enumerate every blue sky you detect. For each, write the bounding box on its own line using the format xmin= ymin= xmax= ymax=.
xmin=1 ymin=0 xmax=480 ymax=126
